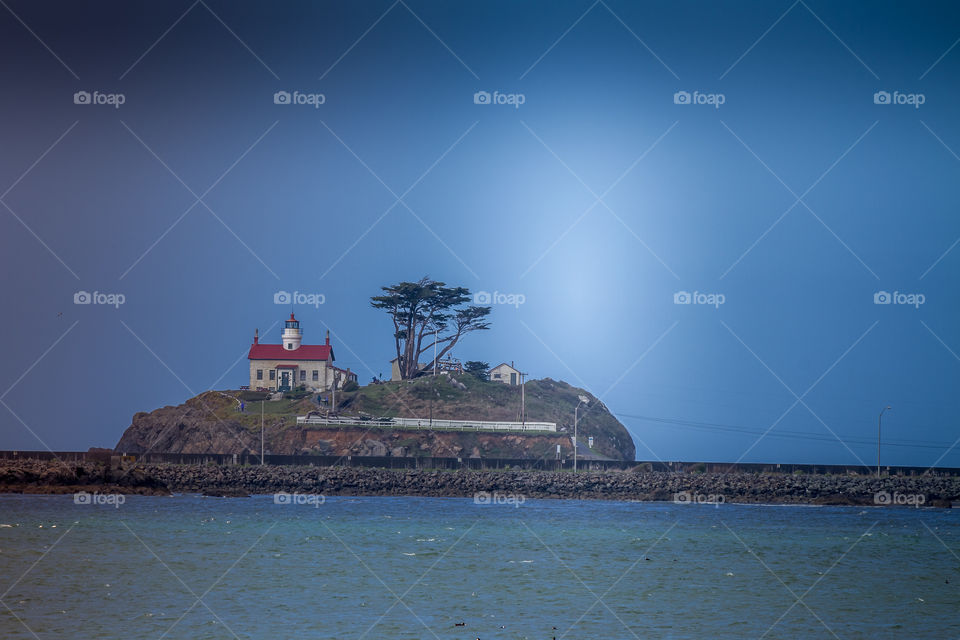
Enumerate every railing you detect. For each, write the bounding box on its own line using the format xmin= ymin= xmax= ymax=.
xmin=295 ymin=415 xmax=557 ymax=432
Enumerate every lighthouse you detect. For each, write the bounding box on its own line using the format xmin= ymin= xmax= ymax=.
xmin=248 ymin=313 xmax=356 ymax=392
xmin=282 ymin=313 xmax=302 ymax=350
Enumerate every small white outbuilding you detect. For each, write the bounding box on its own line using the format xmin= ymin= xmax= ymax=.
xmin=489 ymin=362 xmax=522 ymax=385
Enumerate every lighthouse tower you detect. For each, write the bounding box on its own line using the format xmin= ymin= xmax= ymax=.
xmin=282 ymin=313 xmax=302 ymax=350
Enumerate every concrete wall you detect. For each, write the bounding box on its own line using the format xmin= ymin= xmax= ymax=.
xmin=296 ymin=416 xmax=557 ymax=432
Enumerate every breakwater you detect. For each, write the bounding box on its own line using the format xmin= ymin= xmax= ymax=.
xmin=2 ymin=450 xmax=959 ymax=476
xmin=1 ymin=458 xmax=957 ymax=506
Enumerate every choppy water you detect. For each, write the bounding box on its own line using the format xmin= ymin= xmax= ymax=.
xmin=0 ymin=494 xmax=957 ymax=639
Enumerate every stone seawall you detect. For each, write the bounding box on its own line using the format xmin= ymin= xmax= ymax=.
xmin=1 ymin=459 xmax=957 ymax=506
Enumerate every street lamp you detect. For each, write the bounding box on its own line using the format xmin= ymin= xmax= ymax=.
xmin=877 ymin=406 xmax=891 ymax=479
xmin=574 ymin=395 xmax=589 ymax=473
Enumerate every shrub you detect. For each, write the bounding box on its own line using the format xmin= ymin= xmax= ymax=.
xmin=464 ymin=361 xmax=489 ymax=380
xmin=342 ymin=380 xmax=359 ymax=392
xmin=238 ymin=391 xmax=270 ymax=402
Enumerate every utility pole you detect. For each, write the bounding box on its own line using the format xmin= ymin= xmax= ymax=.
xmin=331 ymin=370 xmax=338 ymax=415
xmin=574 ymin=395 xmax=589 ymax=473
xmin=260 ymin=400 xmax=264 ymax=465
xmin=878 ymin=406 xmax=891 ymax=479
xmin=520 ymin=371 xmax=526 ymax=428
xmin=431 ymin=328 xmax=438 ymax=427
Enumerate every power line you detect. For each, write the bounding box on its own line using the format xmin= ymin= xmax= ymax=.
xmin=616 ymin=412 xmax=956 ymax=451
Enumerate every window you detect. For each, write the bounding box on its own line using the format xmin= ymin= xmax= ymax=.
xmin=256 ymin=369 xmax=263 ymax=380
xmin=493 ymin=373 xmax=501 ymax=379
xmin=287 ymin=343 xmax=292 ymax=349
xmin=312 ymin=370 xmax=319 ymax=381
xmin=269 ymin=370 xmax=276 ymax=381
xmin=300 ymin=370 xmax=306 ymax=381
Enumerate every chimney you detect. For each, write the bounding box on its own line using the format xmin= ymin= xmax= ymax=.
xmin=325 ymin=330 xmax=330 ymax=346
xmin=254 ymin=328 xmax=259 ymax=345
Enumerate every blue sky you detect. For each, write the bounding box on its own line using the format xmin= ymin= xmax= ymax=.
xmin=0 ymin=0 xmax=958 ymax=467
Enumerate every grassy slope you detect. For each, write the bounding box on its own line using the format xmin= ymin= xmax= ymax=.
xmin=339 ymin=375 xmax=635 ymax=460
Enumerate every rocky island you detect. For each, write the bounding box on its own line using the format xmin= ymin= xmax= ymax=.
xmin=114 ymin=375 xmax=635 ymax=461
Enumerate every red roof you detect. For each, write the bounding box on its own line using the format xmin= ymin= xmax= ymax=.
xmin=248 ymin=343 xmax=332 ymax=361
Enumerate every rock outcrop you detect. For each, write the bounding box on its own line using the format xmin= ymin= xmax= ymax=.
xmin=114 ymin=376 xmax=636 ymax=460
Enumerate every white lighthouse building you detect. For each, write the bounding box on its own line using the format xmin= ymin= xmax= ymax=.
xmin=247 ymin=313 xmax=357 ymax=392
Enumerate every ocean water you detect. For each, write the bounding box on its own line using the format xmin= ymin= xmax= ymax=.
xmin=0 ymin=494 xmax=957 ymax=639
